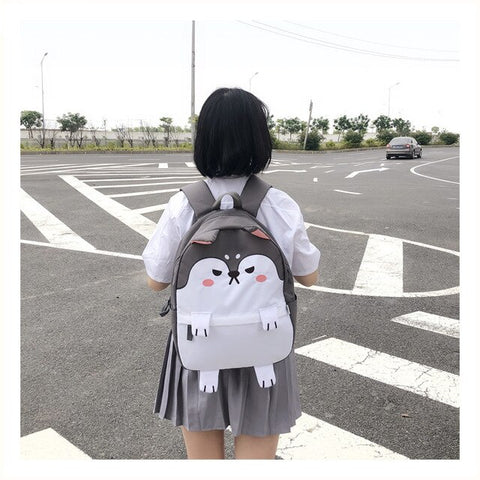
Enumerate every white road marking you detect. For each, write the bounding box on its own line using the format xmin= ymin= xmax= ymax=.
xmin=134 ymin=204 xmax=168 ymax=214
xmin=21 ymin=239 xmax=142 ymax=260
xmin=20 ymin=189 xmax=95 ymax=250
xmin=410 ymin=157 xmax=459 ymax=184
xmin=158 ymin=162 xmax=168 ymax=168
xmin=334 ymin=189 xmax=362 ymax=195
xmin=185 ymin=162 xmax=195 ymax=167
xmin=108 ymin=188 xmax=179 ymax=198
xmin=391 ymin=311 xmax=459 ymax=338
xmin=20 ymin=428 xmax=91 ymax=459
xmin=21 ymin=163 xmax=128 ymax=176
xmin=325 ymin=169 xmax=335 ymax=173
xmin=263 ymin=169 xmax=307 ymax=174
xmin=296 ymin=338 xmax=459 ymax=408
xmin=353 ymin=234 xmax=403 ymax=296
xmin=59 ymin=175 xmax=156 ymax=238
xmin=74 ymin=171 xmax=196 ymax=177
xmin=277 ymin=412 xmax=407 ymax=459
xmin=313 ymin=177 xmax=318 ymax=182
xmin=21 ymin=163 xmax=80 ymax=170
xmin=83 ymin=175 xmax=201 ymax=182
xmin=345 ymin=167 xmax=389 ymax=179
xmin=95 ymin=180 xmax=195 ymax=189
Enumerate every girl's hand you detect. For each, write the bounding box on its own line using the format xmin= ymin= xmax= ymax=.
xmin=147 ymin=276 xmax=170 ymax=291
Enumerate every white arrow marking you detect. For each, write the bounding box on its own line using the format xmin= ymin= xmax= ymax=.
xmin=345 ymin=167 xmax=389 ymax=179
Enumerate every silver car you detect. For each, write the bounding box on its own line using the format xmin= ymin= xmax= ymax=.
xmin=386 ymin=136 xmax=422 ymax=159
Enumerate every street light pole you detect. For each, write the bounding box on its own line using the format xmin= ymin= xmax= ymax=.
xmin=388 ymin=82 xmax=400 ymax=117
xmin=190 ymin=21 xmax=196 ymax=145
xmin=249 ymin=71 xmax=258 ymax=91
xmin=40 ymin=52 xmax=48 ymax=148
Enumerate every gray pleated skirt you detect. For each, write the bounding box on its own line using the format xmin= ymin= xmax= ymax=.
xmin=153 ymin=331 xmax=302 ymax=437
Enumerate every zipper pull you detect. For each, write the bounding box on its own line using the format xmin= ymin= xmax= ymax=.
xmin=159 ymin=297 xmax=171 ymax=317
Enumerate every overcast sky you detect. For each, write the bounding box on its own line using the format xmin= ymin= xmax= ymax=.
xmin=16 ymin=2 xmax=468 ymax=133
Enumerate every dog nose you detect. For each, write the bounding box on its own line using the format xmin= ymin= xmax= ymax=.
xmin=228 ymin=270 xmax=239 ymax=279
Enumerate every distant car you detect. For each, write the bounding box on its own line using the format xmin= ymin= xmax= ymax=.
xmin=386 ymin=136 xmax=422 ymax=159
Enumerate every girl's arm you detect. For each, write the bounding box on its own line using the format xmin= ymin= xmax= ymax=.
xmin=147 ymin=276 xmax=170 ymax=291
xmin=294 ymin=270 xmax=318 ymax=287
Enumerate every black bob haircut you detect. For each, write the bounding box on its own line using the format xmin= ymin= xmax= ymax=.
xmin=193 ymin=87 xmax=272 ymax=178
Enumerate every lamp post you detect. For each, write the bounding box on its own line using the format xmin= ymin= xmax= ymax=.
xmin=40 ymin=52 xmax=48 ymax=148
xmin=388 ymin=82 xmax=399 ymax=117
xmin=190 ymin=21 xmax=196 ymax=144
xmin=249 ymin=71 xmax=258 ymax=91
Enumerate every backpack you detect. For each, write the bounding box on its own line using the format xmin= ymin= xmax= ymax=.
xmin=160 ymin=175 xmax=297 ymax=393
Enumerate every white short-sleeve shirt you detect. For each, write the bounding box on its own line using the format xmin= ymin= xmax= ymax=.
xmin=142 ymin=176 xmax=320 ymax=283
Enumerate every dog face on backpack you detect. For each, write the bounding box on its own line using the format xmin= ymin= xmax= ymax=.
xmin=176 ymin=229 xmax=285 ymax=313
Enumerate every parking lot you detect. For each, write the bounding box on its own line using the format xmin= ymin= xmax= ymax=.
xmin=20 ymin=147 xmax=459 ymax=460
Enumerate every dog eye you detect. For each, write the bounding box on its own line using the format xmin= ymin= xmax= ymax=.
xmin=212 ymin=269 xmax=222 ymax=276
xmin=245 ymin=266 xmax=255 ymax=274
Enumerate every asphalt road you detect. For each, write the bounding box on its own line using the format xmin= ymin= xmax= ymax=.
xmin=20 ymin=147 xmax=459 ymax=460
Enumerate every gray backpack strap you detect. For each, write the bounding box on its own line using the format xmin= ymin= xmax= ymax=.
xmin=181 ymin=180 xmax=216 ymax=221
xmin=240 ymin=175 xmax=272 ymax=217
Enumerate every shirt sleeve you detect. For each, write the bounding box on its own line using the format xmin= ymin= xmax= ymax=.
xmin=291 ymin=207 xmax=321 ymax=277
xmin=141 ymin=192 xmax=191 ymax=283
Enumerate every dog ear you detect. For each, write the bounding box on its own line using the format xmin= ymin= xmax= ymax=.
xmin=249 ymin=228 xmax=270 ymax=240
xmin=191 ymin=229 xmax=219 ymax=244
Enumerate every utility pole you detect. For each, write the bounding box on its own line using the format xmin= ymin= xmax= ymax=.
xmin=40 ymin=52 xmax=48 ymax=148
xmin=190 ymin=21 xmax=196 ymax=145
xmin=303 ymin=99 xmax=313 ymax=150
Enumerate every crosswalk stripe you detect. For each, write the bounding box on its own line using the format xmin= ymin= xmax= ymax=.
xmin=391 ymin=311 xmax=459 ymax=338
xmin=82 ymin=175 xmax=202 ymax=182
xmin=185 ymin=162 xmax=195 ymax=167
xmin=295 ymin=338 xmax=459 ymax=408
xmin=95 ymin=180 xmax=195 ymax=189
xmin=108 ymin=188 xmax=179 ymax=198
xmin=21 ymin=428 xmax=91 ymax=459
xmin=20 ymin=189 xmax=95 ymax=250
xmin=21 ymin=163 xmax=126 ymax=175
xmin=353 ymin=234 xmax=403 ymax=296
xmin=277 ymin=412 xmax=407 ymax=459
xmin=21 ymin=239 xmax=142 ymax=260
xmin=134 ymin=204 xmax=168 ymax=214
xmin=158 ymin=163 xmax=168 ymax=168
xmin=59 ymin=175 xmax=156 ymax=238
xmin=21 ymin=163 xmax=81 ymax=170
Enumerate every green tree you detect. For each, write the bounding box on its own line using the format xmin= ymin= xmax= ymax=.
xmin=343 ymin=130 xmax=363 ymax=148
xmin=57 ymin=112 xmax=88 ymax=147
xmin=298 ymin=128 xmax=322 ymax=150
xmin=350 ymin=114 xmax=370 ymax=134
xmin=392 ymin=118 xmax=411 ymax=136
xmin=20 ymin=110 xmax=43 ymax=138
xmin=160 ymin=116 xmax=173 ymax=145
xmin=333 ymin=115 xmax=352 ymax=140
xmin=267 ymin=114 xmax=275 ymax=131
xmin=373 ymin=115 xmax=392 ymax=132
xmin=412 ymin=130 xmax=432 ymax=145
xmin=284 ymin=117 xmax=304 ymax=141
xmin=438 ymin=131 xmax=459 ymax=145
xmin=376 ymin=129 xmax=396 ymax=145
xmin=312 ymin=117 xmax=329 ymax=134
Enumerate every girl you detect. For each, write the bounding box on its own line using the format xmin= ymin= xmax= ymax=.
xmin=142 ymin=87 xmax=320 ymax=459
